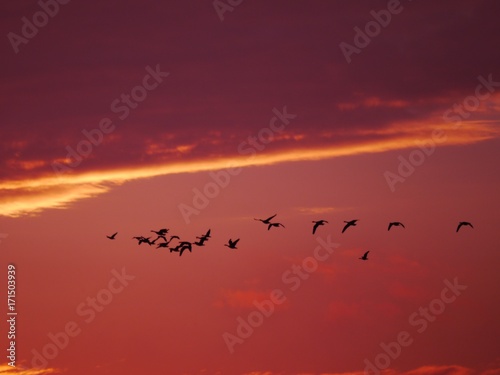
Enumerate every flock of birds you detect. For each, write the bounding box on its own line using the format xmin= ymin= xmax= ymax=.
xmin=105 ymin=214 xmax=475 ymax=260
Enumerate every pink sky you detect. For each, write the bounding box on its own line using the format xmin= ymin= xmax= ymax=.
xmin=0 ymin=1 xmax=499 ymax=374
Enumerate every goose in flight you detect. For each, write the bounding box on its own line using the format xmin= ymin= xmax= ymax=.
xmin=456 ymin=221 xmax=473 ymax=232
xmin=151 ymin=228 xmax=169 ymax=236
xmin=132 ymin=236 xmax=150 ymax=245
xmin=255 ymin=214 xmax=277 ymax=224
xmin=194 ymin=236 xmax=208 ymax=247
xmin=224 ymin=238 xmax=240 ymax=249
xmin=106 ymin=232 xmax=118 ymax=240
xmin=312 ymin=220 xmax=328 ymax=234
xmin=388 ymin=222 xmax=405 ymax=231
xmin=197 ymin=229 xmax=211 ymax=241
xmin=268 ymin=222 xmax=285 ymax=231
xmin=359 ymin=251 xmax=370 ymax=261
xmin=342 ymin=219 xmax=358 ymax=233
xmin=178 ymin=241 xmax=193 ymax=256
xmin=163 ymin=235 xmax=180 ymax=246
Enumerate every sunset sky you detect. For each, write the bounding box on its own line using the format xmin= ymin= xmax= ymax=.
xmin=1 ymin=1 xmax=499 ymax=374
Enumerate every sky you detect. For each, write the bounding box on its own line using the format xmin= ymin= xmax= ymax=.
xmin=0 ymin=0 xmax=499 ymax=374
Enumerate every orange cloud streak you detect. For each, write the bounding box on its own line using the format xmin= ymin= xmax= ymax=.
xmin=1 ymin=120 xmax=498 ymax=217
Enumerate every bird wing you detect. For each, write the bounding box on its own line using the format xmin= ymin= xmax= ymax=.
xmin=313 ymin=223 xmax=319 ymax=234
xmin=456 ymin=223 xmax=462 ymax=232
xmin=341 ymin=223 xmax=349 ymax=233
xmin=265 ymin=214 xmax=277 ymax=221
xmin=388 ymin=223 xmax=393 ymax=231
xmin=233 ymin=239 xmax=240 ymax=245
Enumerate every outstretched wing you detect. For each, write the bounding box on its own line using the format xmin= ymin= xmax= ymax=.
xmin=265 ymin=214 xmax=277 ymax=222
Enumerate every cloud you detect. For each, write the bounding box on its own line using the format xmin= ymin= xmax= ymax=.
xmin=0 ymin=364 xmax=60 ymax=374
xmin=214 ymin=288 xmax=289 ymax=311
xmin=236 ymin=366 xmax=500 ymax=375
xmin=1 ymin=118 xmax=498 ymax=218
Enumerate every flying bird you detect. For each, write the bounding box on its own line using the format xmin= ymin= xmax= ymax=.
xmin=151 ymin=228 xmax=169 ymax=236
xmin=197 ymin=229 xmax=211 ymax=241
xmin=106 ymin=232 xmax=118 ymax=240
xmin=388 ymin=222 xmax=405 ymax=231
xmin=359 ymin=251 xmax=370 ymax=261
xmin=254 ymin=214 xmax=277 ymax=224
xmin=224 ymin=238 xmax=240 ymax=249
xmin=194 ymin=236 xmax=208 ymax=247
xmin=134 ymin=236 xmax=153 ymax=246
xmin=267 ymin=222 xmax=285 ymax=231
xmin=162 ymin=235 xmax=180 ymax=246
xmin=312 ymin=220 xmax=328 ymax=234
xmin=342 ymin=219 xmax=358 ymax=233
xmin=178 ymin=241 xmax=193 ymax=256
xmin=456 ymin=221 xmax=473 ymax=232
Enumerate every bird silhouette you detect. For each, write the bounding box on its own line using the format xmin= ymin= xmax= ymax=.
xmin=456 ymin=221 xmax=473 ymax=232
xmin=162 ymin=235 xmax=179 ymax=246
xmin=178 ymin=241 xmax=192 ymax=256
xmin=342 ymin=219 xmax=358 ymax=233
xmin=106 ymin=232 xmax=118 ymax=240
xmin=254 ymin=214 xmax=277 ymax=224
xmin=359 ymin=251 xmax=370 ymax=260
xmin=268 ymin=222 xmax=285 ymax=231
xmin=132 ymin=236 xmax=149 ymax=245
xmin=312 ymin=220 xmax=328 ymax=234
xmin=197 ymin=229 xmax=211 ymax=241
xmin=388 ymin=221 xmax=405 ymax=231
xmin=156 ymin=242 xmax=169 ymax=249
xmin=224 ymin=238 xmax=240 ymax=249
xmin=151 ymin=228 xmax=169 ymax=236
xmin=194 ymin=236 xmax=208 ymax=246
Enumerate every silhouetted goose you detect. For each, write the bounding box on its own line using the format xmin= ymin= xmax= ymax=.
xmin=139 ymin=237 xmax=152 ymax=245
xmin=194 ymin=236 xmax=208 ymax=246
xmin=197 ymin=229 xmax=211 ymax=241
xmin=254 ymin=214 xmax=277 ymax=224
xmin=163 ymin=235 xmax=180 ymax=246
xmin=151 ymin=228 xmax=169 ymax=236
xmin=224 ymin=238 xmax=240 ymax=249
xmin=342 ymin=219 xmax=358 ymax=233
xmin=178 ymin=241 xmax=192 ymax=256
xmin=388 ymin=222 xmax=405 ymax=231
xmin=268 ymin=222 xmax=285 ymax=231
xmin=359 ymin=251 xmax=369 ymax=261
xmin=106 ymin=232 xmax=118 ymax=240
xmin=456 ymin=221 xmax=473 ymax=232
xmin=132 ymin=236 xmax=149 ymax=245
xmin=312 ymin=220 xmax=328 ymax=234
xmin=156 ymin=242 xmax=169 ymax=249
